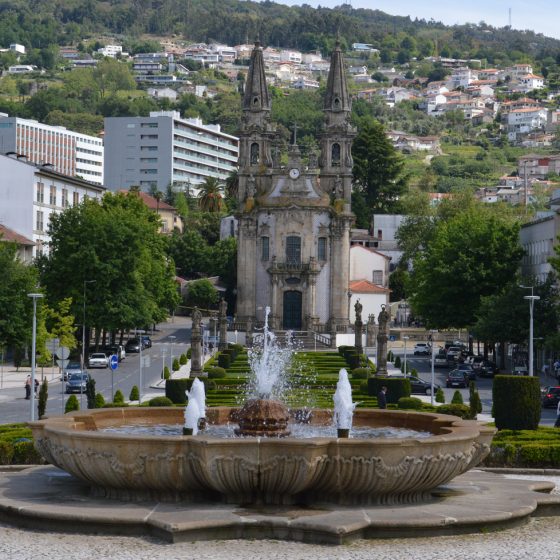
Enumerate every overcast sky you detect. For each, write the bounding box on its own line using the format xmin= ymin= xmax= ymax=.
xmin=272 ymin=1 xmax=560 ymax=40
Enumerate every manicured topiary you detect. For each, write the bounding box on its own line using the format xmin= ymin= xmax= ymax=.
xmin=148 ymin=396 xmax=173 ymax=407
xmin=186 ymin=348 xmax=192 ymax=359
xmin=411 ymin=368 xmax=418 ymax=377
xmin=436 ymin=403 xmax=471 ymax=419
xmin=129 ymin=385 xmax=140 ymax=401
xmin=95 ymin=392 xmax=105 ymax=408
xmin=163 ymin=366 xmax=170 ymax=380
xmin=65 ymin=395 xmax=79 ymax=413
xmin=85 ymin=377 xmax=96 ymax=409
xmin=451 ymin=390 xmax=464 ymax=404
xmin=165 ymin=378 xmax=192 ymax=404
xmin=387 ymin=350 xmax=394 ymax=362
xmin=38 ymin=378 xmax=48 ymax=419
xmin=113 ymin=389 xmax=125 ymax=405
xmin=0 ymin=442 xmax=14 ymax=465
xmin=367 ymin=377 xmax=411 ymax=404
xmin=172 ymin=358 xmax=180 ymax=371
xmin=12 ymin=440 xmax=43 ymax=464
xmin=351 ymin=367 xmax=369 ymax=379
xmin=218 ymin=353 xmax=231 ymax=369
xmin=468 ymin=381 xmax=482 ymax=419
xmin=435 ymin=387 xmax=445 ymax=403
xmin=207 ymin=366 xmax=227 ymax=379
xmin=397 ymin=396 xmax=423 ymax=410
xmin=493 ymin=375 xmax=541 ymax=430
xmin=179 ymin=353 xmax=188 ymax=365
xmin=394 ymin=355 xmax=401 ymax=368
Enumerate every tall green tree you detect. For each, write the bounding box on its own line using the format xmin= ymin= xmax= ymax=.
xmin=351 ymin=117 xmax=408 ymax=224
xmin=198 ymin=177 xmax=224 ymax=213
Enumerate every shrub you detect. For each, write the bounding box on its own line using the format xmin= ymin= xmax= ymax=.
xmin=12 ymin=440 xmax=42 ymax=464
xmin=469 ymin=381 xmax=482 ymax=419
xmin=166 ymin=378 xmax=191 ymax=404
xmin=0 ymin=441 xmax=14 ymax=465
xmin=493 ymin=375 xmax=541 ymax=430
xmin=411 ymin=368 xmax=418 ymax=376
xmin=344 ymin=351 xmax=360 ymax=370
xmin=95 ymin=392 xmax=105 ymax=408
xmin=163 ymin=366 xmax=170 ymax=380
xmin=359 ymin=381 xmax=369 ymax=394
xmin=435 ymin=387 xmax=445 ymax=403
xmin=148 ymin=396 xmax=173 ymax=407
xmin=186 ymin=348 xmax=192 ymax=359
xmin=387 ymin=350 xmax=393 ymax=362
xmin=65 ymin=395 xmax=79 ymax=413
xmin=230 ymin=343 xmax=244 ymax=354
xmin=451 ymin=390 xmax=464 ymax=404
xmin=113 ymin=389 xmax=125 ymax=405
xmin=367 ymin=377 xmax=411 ymax=404
xmin=179 ymin=353 xmax=188 ymax=365
xmin=218 ymin=353 xmax=231 ymax=369
xmin=38 ymin=378 xmax=48 ymax=419
xmin=351 ymin=367 xmax=369 ymax=379
xmin=397 ymin=397 xmax=423 ymax=410
xmin=207 ymin=366 xmax=227 ymax=379
xmin=437 ymin=403 xmax=471 ymax=419
xmin=102 ymin=402 xmax=129 ymax=408
xmin=394 ymin=355 xmax=401 ymax=368
xmin=129 ymin=385 xmax=140 ymax=401
xmin=86 ymin=376 xmax=96 ymax=409
xmin=172 ymin=358 xmax=180 ymax=371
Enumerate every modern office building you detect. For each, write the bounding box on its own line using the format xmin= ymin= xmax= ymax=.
xmin=0 ymin=114 xmax=104 ymax=185
xmin=0 ymin=153 xmax=105 ymax=257
xmin=103 ymin=111 xmax=238 ymax=192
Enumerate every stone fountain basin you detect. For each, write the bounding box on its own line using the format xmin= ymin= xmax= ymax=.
xmin=30 ymin=407 xmax=494 ymax=506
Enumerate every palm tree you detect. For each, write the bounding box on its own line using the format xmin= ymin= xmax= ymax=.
xmin=225 ymin=169 xmax=239 ymax=200
xmin=198 ymin=177 xmax=224 ymax=213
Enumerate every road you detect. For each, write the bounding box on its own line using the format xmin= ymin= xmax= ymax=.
xmin=391 ymin=348 xmax=558 ymax=427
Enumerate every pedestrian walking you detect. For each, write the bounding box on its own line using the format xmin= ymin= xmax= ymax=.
xmin=555 ymin=399 xmax=560 ymax=428
xmin=378 ymin=386 xmax=387 ymax=409
xmin=34 ymin=378 xmax=39 ymax=396
xmin=24 ymin=375 xmax=31 ymax=400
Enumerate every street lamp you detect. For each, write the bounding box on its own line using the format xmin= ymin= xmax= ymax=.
xmin=169 ymin=335 xmax=176 ymax=373
xmin=403 ymin=336 xmax=409 ymax=376
xmin=520 ymin=285 xmax=540 ymax=377
xmin=430 ymin=330 xmax=438 ymax=406
xmin=82 ymin=280 xmax=96 ymax=371
xmin=27 ymin=292 xmax=44 ymax=421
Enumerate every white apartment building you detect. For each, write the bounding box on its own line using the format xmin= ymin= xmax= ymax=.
xmin=103 ymin=111 xmax=238 ymax=192
xmin=98 ymin=45 xmax=124 ymax=58
xmin=0 ymin=153 xmax=105 ymax=257
xmin=506 ymin=108 xmax=549 ymax=141
xmin=0 ymin=115 xmax=104 ymax=185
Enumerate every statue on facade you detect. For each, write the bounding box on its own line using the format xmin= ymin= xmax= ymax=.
xmin=366 ymin=313 xmax=377 ymax=347
xmin=354 ymin=299 xmax=363 ymax=354
xmin=246 ymin=174 xmax=256 ymax=199
xmin=192 ymin=307 xmax=202 ymax=330
xmin=218 ymin=298 xmax=228 ymax=350
xmin=334 ymin=175 xmax=343 ymax=199
xmin=190 ymin=307 xmax=203 ymax=376
xmin=354 ymin=299 xmax=363 ymax=324
xmin=376 ymin=305 xmax=390 ymax=376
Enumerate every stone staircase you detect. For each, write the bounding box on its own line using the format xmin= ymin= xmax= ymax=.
xmin=273 ymin=331 xmax=333 ymax=350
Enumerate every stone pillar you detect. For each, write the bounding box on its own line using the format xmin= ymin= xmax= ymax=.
xmin=329 ymin=217 xmax=351 ymax=329
xmin=218 ymin=298 xmax=228 ymax=351
xmin=235 ymin=217 xmax=257 ymax=322
xmin=366 ymin=314 xmax=377 ymax=347
xmin=376 ymin=305 xmax=390 ymax=376
xmin=354 ymin=299 xmax=363 ymax=355
xmin=246 ymin=316 xmax=253 ymax=348
xmin=190 ymin=307 xmax=203 ymax=376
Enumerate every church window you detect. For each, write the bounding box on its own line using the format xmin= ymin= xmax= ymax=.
xmin=261 ymin=236 xmax=269 ymax=261
xmin=331 ymin=143 xmax=341 ymax=167
xmin=250 ymin=142 xmax=260 ymax=165
xmin=318 ymin=237 xmax=327 ymax=261
xmin=372 ymin=270 xmax=383 ymax=286
xmin=333 ymin=97 xmax=341 ymax=109
xmin=286 ymin=236 xmax=301 ymax=264
xmin=253 ymin=96 xmax=259 ymax=106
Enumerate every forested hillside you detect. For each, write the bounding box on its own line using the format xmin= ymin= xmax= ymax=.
xmin=1 ymin=0 xmax=559 ymax=65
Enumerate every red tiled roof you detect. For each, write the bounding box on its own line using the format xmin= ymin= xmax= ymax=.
xmin=349 ymin=279 xmax=389 ymax=293
xmin=0 ymin=224 xmax=34 ymax=246
xmin=119 ymin=190 xmax=176 ymax=211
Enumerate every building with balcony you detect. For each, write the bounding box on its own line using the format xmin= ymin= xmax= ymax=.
xmin=103 ymin=111 xmax=238 ymax=192
xmin=0 ymin=114 xmax=104 ymax=185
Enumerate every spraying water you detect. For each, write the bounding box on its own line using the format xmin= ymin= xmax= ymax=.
xmin=333 ymin=368 xmax=356 ymax=431
xmin=189 ymin=378 xmax=206 ymax=420
xmin=184 ymin=397 xmax=200 ymax=435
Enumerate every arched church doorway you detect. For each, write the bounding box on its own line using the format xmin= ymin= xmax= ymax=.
xmin=283 ymin=290 xmax=302 ymax=330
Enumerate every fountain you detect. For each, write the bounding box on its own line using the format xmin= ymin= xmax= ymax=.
xmin=29 ymin=310 xmax=494 ymax=507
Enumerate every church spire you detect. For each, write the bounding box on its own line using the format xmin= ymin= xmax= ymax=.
xmin=243 ymin=42 xmax=270 ymax=113
xmin=324 ymin=40 xmax=350 ymax=114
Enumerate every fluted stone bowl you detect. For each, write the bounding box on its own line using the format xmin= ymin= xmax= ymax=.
xmin=30 ymin=407 xmax=494 ymax=505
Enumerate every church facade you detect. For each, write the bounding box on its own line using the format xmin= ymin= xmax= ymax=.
xmin=235 ymin=42 xmax=355 ymax=334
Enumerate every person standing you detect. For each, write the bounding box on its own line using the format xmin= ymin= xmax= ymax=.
xmin=24 ymin=375 xmax=31 ymax=400
xmin=378 ymin=386 xmax=387 ymax=409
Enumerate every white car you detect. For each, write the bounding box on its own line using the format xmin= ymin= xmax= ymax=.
xmin=88 ymin=353 xmax=109 ymax=369
xmin=413 ymin=343 xmax=431 ymax=355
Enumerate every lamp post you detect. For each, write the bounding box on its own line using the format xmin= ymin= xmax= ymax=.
xmin=403 ymin=336 xmax=409 ymax=376
xmin=430 ymin=330 xmax=438 ymax=406
xmin=82 ymin=280 xmax=96 ymax=371
xmin=27 ymin=293 xmax=44 ymax=421
xmin=520 ymin=285 xmax=540 ymax=377
xmin=169 ymin=335 xmax=176 ymax=373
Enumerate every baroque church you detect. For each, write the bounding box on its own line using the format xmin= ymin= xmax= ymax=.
xmin=235 ymin=41 xmax=355 ymax=334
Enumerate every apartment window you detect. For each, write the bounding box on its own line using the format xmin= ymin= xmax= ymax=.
xmin=141 ymin=122 xmax=158 ymax=128
xmin=286 ymin=236 xmax=301 ymax=264
xmin=140 ymin=134 xmax=158 ymax=139
xmin=62 ymin=188 xmax=69 ymax=208
xmin=372 ymin=270 xmax=383 ymax=286
xmin=36 ymin=210 xmax=44 ymax=232
xmin=261 ymin=236 xmax=270 ymax=261
xmin=49 ymin=185 xmax=56 ymax=205
xmin=73 ymin=192 xmax=79 ymax=206
xmin=318 ymin=237 xmax=327 ymax=261
xmin=36 ymin=182 xmax=44 ymax=203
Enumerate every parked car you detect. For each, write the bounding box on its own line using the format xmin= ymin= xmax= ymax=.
xmin=542 ymin=386 xmax=560 ymax=408
xmin=62 ymin=361 xmax=82 ymax=381
xmin=414 ymin=343 xmax=431 ymax=355
xmin=470 ymin=356 xmax=485 ymax=371
xmin=512 ymin=365 xmax=528 ymax=376
xmin=446 ymin=370 xmax=469 ymax=388
xmin=478 ymin=360 xmax=498 ymax=378
xmin=88 ymin=353 xmax=109 ymax=369
xmin=455 ymin=363 xmax=476 ymax=381
xmin=140 ymin=335 xmax=152 ymax=349
xmin=65 ymin=372 xmax=91 ymax=394
xmin=386 ymin=374 xmax=441 ymax=395
xmin=446 ymin=346 xmax=463 ymax=361
xmin=434 ymin=352 xmax=449 ymax=368
xmin=105 ymin=344 xmax=125 ymax=362
xmin=125 ymin=338 xmax=141 ymax=353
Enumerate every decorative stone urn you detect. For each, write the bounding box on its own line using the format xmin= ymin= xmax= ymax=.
xmin=234 ymin=399 xmax=291 ymax=437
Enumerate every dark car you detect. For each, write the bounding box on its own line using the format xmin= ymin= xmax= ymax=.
xmin=455 ymin=363 xmax=476 ymax=381
xmin=478 ymin=360 xmax=498 ymax=378
xmin=446 ymin=369 xmax=468 ymax=388
xmin=542 ymin=386 xmax=560 ymax=408
xmin=140 ymin=335 xmax=152 ymax=349
xmin=387 ymin=374 xmax=441 ymax=395
xmin=125 ymin=338 xmax=141 ymax=353
xmin=62 ymin=361 xmax=82 ymax=381
xmin=65 ymin=372 xmax=91 ymax=394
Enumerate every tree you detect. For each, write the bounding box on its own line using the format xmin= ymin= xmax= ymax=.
xmin=351 ymin=117 xmax=408 ymax=219
xmin=93 ymin=59 xmax=136 ymax=98
xmin=43 ymin=297 xmax=77 ymax=351
xmin=198 ymin=177 xmax=224 ymax=213
xmin=407 ymin=204 xmax=524 ymax=329
xmin=186 ymin=279 xmax=219 ymax=309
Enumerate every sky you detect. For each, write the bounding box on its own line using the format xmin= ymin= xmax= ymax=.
xmin=272 ymin=1 xmax=560 ymax=40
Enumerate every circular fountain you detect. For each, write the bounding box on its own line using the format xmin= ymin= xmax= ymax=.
xmin=29 ymin=308 xmax=494 ymax=506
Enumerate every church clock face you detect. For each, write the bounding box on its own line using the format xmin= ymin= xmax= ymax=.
xmin=289 ymin=168 xmax=300 ymax=180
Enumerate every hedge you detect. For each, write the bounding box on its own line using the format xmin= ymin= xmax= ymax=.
xmin=351 ymin=367 xmax=370 ymax=379
xmin=493 ymin=375 xmax=541 ymax=430
xmin=367 ymin=377 xmax=411 ymax=404
xmin=397 ymin=397 xmax=423 ymax=410
xmin=148 ymin=396 xmax=174 ymax=407
xmin=166 ymin=378 xmax=216 ymax=404
xmin=436 ymin=403 xmax=471 ymax=419
xmin=207 ymin=366 xmax=227 ymax=379
xmin=218 ymin=353 xmax=231 ymax=369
